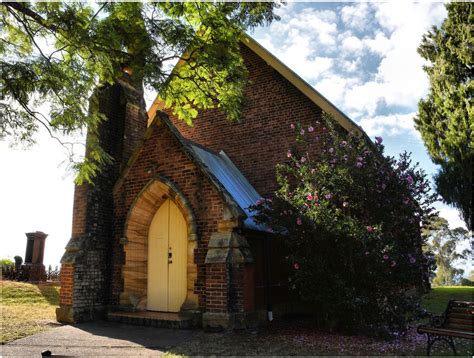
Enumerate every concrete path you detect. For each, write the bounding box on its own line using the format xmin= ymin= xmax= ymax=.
xmin=1 ymin=321 xmax=195 ymax=357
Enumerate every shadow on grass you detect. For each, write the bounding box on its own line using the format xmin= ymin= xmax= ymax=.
xmin=36 ymin=282 xmax=60 ymax=306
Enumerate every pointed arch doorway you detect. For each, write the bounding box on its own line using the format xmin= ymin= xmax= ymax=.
xmin=147 ymin=198 xmax=187 ymax=312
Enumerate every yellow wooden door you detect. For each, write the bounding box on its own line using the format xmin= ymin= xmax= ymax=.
xmin=147 ymin=199 xmax=187 ymax=312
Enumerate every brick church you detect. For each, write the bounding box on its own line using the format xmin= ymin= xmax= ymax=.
xmin=56 ymin=36 xmax=366 ymax=329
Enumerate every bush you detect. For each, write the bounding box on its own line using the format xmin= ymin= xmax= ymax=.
xmin=1 ymin=258 xmax=14 ymax=267
xmin=1 ymin=264 xmax=31 ymax=281
xmin=252 ymin=114 xmax=437 ymax=335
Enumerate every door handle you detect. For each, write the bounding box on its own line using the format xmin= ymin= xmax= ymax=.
xmin=168 ymin=248 xmax=172 ymax=264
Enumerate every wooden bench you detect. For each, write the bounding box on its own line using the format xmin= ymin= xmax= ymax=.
xmin=418 ymin=300 xmax=474 ymax=355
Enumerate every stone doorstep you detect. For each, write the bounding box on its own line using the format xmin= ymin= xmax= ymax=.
xmin=107 ymin=310 xmax=200 ymax=329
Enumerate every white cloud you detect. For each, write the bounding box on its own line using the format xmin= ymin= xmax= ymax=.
xmin=315 ymin=75 xmax=360 ymax=108
xmin=340 ymin=3 xmax=446 ymax=115
xmin=362 ymin=32 xmax=392 ymax=55
xmin=437 ymin=206 xmax=468 ymax=230
xmin=341 ymin=34 xmax=364 ymax=53
xmin=268 ymin=8 xmax=338 ymax=47
xmin=358 ymin=112 xmax=420 ymax=138
xmin=341 ymin=3 xmax=371 ymax=31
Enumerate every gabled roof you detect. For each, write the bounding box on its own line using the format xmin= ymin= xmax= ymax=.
xmin=148 ymin=35 xmax=366 ymax=139
xmin=241 ymin=35 xmax=364 ymax=135
xmin=188 ymin=142 xmax=265 ymax=231
xmin=158 ymin=112 xmax=266 ymax=232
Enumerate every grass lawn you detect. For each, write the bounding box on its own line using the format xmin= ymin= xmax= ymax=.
xmin=1 ymin=280 xmax=60 ymax=344
xmin=422 ymin=286 xmax=474 ymax=314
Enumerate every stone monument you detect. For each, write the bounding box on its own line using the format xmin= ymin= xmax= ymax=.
xmin=25 ymin=231 xmax=47 ymax=281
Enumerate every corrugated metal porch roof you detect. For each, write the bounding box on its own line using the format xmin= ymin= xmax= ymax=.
xmin=187 ymin=142 xmax=265 ymax=232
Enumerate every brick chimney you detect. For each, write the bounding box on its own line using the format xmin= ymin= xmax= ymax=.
xmin=56 ymin=76 xmax=148 ymax=323
xmin=25 ymin=231 xmax=47 ymax=281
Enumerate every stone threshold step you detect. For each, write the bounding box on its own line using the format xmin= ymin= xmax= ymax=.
xmin=107 ymin=311 xmax=199 ymax=329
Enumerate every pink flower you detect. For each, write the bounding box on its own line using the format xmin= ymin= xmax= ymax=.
xmin=308 ymin=126 xmax=314 ymax=132
xmin=300 ymin=128 xmax=305 ymax=135
xmin=301 ymin=156 xmax=307 ymax=163
xmin=306 ymin=194 xmax=313 ymax=201
xmin=255 ymin=198 xmax=264 ymax=205
xmin=403 ymin=197 xmax=410 ymax=205
xmin=391 ymin=260 xmax=397 ymax=267
xmin=313 ymin=195 xmax=319 ymax=202
xmin=365 ymin=251 xmax=370 ymax=256
xmin=296 ymin=217 xmax=302 ymax=225
xmin=381 ymin=183 xmax=386 ymax=190
xmin=325 ymin=193 xmax=332 ymax=200
xmin=383 ymin=254 xmax=389 ymax=260
xmin=290 ymin=123 xmax=295 ymax=129
xmin=287 ymin=150 xmax=292 ymax=158
xmin=311 ymin=168 xmax=316 ymax=174
xmin=340 ymin=141 xmax=347 ymax=147
xmin=356 ymin=162 xmax=363 ymax=168
xmin=375 ymin=136 xmax=383 ymax=144
xmin=406 ymin=175 xmax=414 ymax=185
xmin=366 ymin=226 xmax=374 ymax=232
xmin=293 ymin=263 xmax=300 ymax=270
xmin=328 ymin=148 xmax=334 ymax=154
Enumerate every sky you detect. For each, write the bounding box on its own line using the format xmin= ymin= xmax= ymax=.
xmin=0 ymin=2 xmax=469 ymax=272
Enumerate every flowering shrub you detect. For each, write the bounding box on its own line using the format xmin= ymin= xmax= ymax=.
xmin=251 ymin=114 xmax=437 ymax=335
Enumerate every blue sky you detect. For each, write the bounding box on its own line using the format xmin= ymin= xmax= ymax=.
xmin=0 ymin=2 xmax=468 ymax=270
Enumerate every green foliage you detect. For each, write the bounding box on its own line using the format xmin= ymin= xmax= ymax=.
xmin=1 ymin=2 xmax=279 ymax=182
xmin=422 ymin=216 xmax=471 ymax=286
xmin=1 ymin=258 xmax=14 ymax=267
xmin=252 ymin=114 xmax=437 ymax=335
xmin=415 ymin=2 xmax=473 ymax=230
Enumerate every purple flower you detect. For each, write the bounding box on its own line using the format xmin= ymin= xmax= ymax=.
xmin=308 ymin=126 xmax=314 ymax=132
xmin=381 ymin=183 xmax=386 ymax=190
xmin=296 ymin=217 xmax=302 ymax=226
xmin=293 ymin=263 xmax=300 ymax=270
xmin=300 ymin=128 xmax=305 ymax=135
xmin=301 ymin=156 xmax=307 ymax=163
xmin=406 ymin=175 xmax=414 ymax=185
xmin=325 ymin=193 xmax=332 ymax=200
xmin=287 ymin=150 xmax=292 ymax=158
xmin=340 ymin=141 xmax=348 ymax=147
xmin=290 ymin=123 xmax=295 ymax=129
xmin=356 ymin=162 xmax=363 ymax=168
xmin=375 ymin=136 xmax=383 ymax=144
xmin=356 ymin=156 xmax=363 ymax=162
xmin=383 ymin=254 xmax=389 ymax=260
xmin=366 ymin=226 xmax=374 ymax=233
xmin=328 ymin=148 xmax=334 ymax=154
xmin=403 ymin=197 xmax=410 ymax=205
xmin=410 ymin=257 xmax=416 ymax=264
xmin=255 ymin=198 xmax=264 ymax=205
xmin=391 ymin=260 xmax=397 ymax=267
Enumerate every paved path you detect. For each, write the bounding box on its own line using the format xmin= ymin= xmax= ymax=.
xmin=1 ymin=321 xmax=195 ymax=357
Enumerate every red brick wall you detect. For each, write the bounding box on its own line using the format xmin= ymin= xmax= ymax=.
xmin=169 ymin=44 xmax=328 ymax=197
xmin=59 ymin=264 xmax=74 ymax=306
xmin=205 ymin=264 xmax=229 ymax=313
xmin=112 ymin=122 xmax=227 ymax=310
